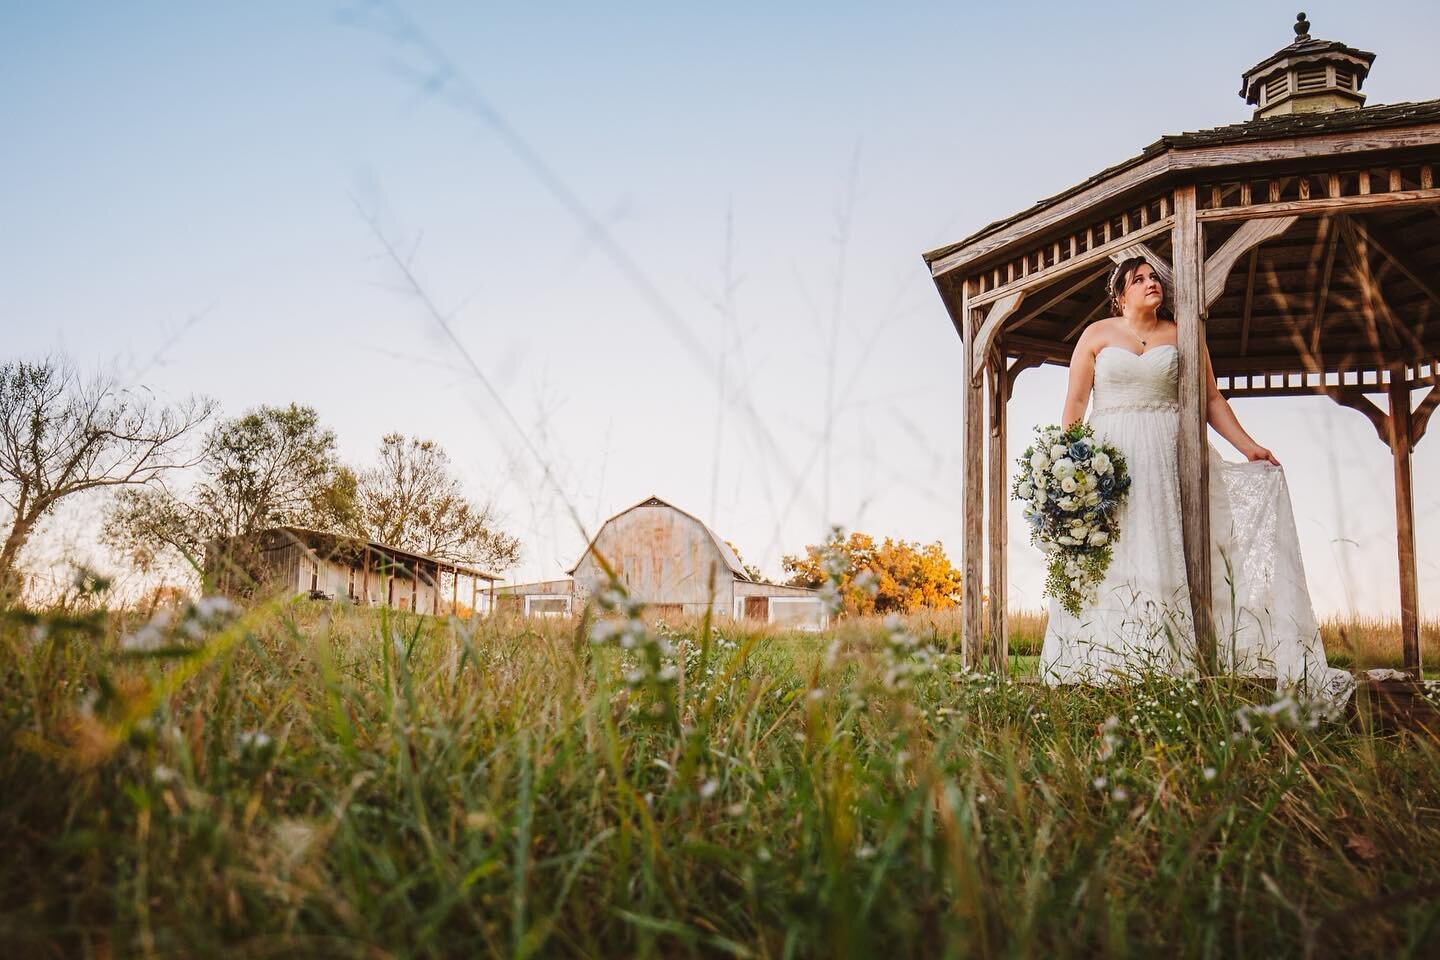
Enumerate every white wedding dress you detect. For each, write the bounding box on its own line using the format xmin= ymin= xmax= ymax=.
xmin=1038 ymin=344 xmax=1355 ymax=709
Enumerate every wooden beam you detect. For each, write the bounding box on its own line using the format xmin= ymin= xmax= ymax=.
xmin=1309 ymin=217 xmax=1340 ymax=360
xmin=1388 ymin=369 xmax=1421 ymax=675
xmin=1172 ymin=185 xmax=1215 ymax=674
xmin=1346 ymin=218 xmax=1440 ymax=315
xmin=1326 ymin=387 xmax=1392 ymax=442
xmin=1007 ymin=265 xmax=1109 ymax=335
xmin=966 ymin=218 xmax=1173 ymax=308
xmin=1006 ymin=354 xmax=1045 ymax=391
xmin=986 ymin=355 xmax=1009 ymax=675
xmin=1195 ymin=188 xmax=1440 ymax=223
xmin=1109 ymin=241 xmax=1173 ymax=289
xmin=962 ymin=293 xmax=986 ymax=669
xmin=1240 ymin=248 xmax=1258 ymax=356
xmin=1202 ymin=215 xmax=1298 ymax=306
xmin=971 ymin=290 xmax=1025 ymax=386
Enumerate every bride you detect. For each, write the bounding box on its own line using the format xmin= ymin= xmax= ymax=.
xmin=1037 ymin=257 xmax=1355 ymax=709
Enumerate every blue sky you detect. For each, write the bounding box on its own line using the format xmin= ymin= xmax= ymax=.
xmin=3 ymin=1 xmax=1438 ymax=616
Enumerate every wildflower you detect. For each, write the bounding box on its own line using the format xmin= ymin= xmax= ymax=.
xmin=699 ymin=779 xmax=720 ymax=799
xmin=153 ymin=764 xmax=177 ymax=784
xmin=1111 ymin=786 xmax=1129 ymax=802
xmin=1202 ymin=767 xmax=1217 ymax=781
xmin=237 ymin=730 xmax=272 ymax=753
xmin=1092 ymin=776 xmax=1108 ymax=790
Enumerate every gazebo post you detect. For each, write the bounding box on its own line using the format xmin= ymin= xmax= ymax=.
xmin=962 ymin=290 xmax=986 ymax=668
xmin=1387 ymin=366 xmax=1421 ymax=674
xmin=1171 ymin=184 xmax=1217 ymax=674
xmin=986 ymin=353 xmax=1009 ymax=674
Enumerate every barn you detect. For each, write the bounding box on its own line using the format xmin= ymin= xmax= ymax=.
xmin=205 ymin=526 xmax=500 ymax=614
xmin=493 ymin=496 xmax=829 ymax=629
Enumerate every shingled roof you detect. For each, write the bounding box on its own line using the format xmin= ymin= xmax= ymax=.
xmin=922 ymin=98 xmax=1440 ymax=266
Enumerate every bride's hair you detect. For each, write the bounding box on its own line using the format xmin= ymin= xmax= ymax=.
xmin=1106 ymin=256 xmax=1173 ymax=320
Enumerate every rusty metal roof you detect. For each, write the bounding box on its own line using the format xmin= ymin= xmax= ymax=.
xmin=922 ymin=98 xmax=1440 ymax=267
xmin=566 ymin=495 xmax=751 ymax=580
xmin=244 ymin=526 xmax=501 ymax=580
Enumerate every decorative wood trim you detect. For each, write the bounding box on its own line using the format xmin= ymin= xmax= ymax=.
xmin=1006 ymin=354 xmax=1045 ymax=390
xmin=1326 ymin=387 xmax=1392 ymax=442
xmin=1413 ymin=385 xmax=1439 ymax=446
xmin=1310 ymin=218 xmax=1340 ymax=359
xmin=1201 ymin=215 xmax=1299 ymax=307
xmin=971 ymin=290 xmax=1025 ymax=386
xmin=1172 ymin=184 xmax=1215 ymax=673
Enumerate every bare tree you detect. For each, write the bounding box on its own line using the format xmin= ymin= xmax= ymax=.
xmin=355 ymin=433 xmax=520 ymax=573
xmin=104 ymin=403 xmax=354 ymax=572
xmin=0 ymin=354 xmax=213 ymax=599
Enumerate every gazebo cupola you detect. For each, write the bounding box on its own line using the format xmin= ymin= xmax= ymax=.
xmin=1241 ymin=12 xmax=1376 ymax=119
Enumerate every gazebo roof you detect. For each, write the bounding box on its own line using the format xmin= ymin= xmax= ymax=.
xmin=924 ymin=98 xmax=1440 ymax=270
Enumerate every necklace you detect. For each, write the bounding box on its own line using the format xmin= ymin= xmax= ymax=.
xmin=1125 ymin=318 xmax=1157 ymax=348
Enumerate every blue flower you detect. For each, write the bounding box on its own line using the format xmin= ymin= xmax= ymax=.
xmin=1099 ymin=475 xmax=1115 ymax=494
xmin=1068 ymin=439 xmax=1093 ymax=461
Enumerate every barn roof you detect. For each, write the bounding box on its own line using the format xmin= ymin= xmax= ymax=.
xmin=222 ymin=526 xmax=501 ymax=581
xmin=566 ymin=495 xmax=751 ymax=580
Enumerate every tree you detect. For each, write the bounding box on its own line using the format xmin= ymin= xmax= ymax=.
xmin=724 ymin=539 xmax=771 ymax=584
xmin=0 ymin=354 xmax=213 ymax=599
xmin=782 ymin=530 xmax=962 ymax=616
xmin=104 ymin=403 xmax=351 ymax=574
xmin=353 ymin=433 xmax=520 ymax=573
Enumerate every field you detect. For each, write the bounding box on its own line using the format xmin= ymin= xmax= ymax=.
xmin=3 ymin=598 xmax=1439 ymax=958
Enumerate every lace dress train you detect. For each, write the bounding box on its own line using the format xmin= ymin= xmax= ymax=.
xmin=1037 ymin=345 xmax=1354 ymax=711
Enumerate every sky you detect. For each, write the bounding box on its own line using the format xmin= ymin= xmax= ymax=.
xmin=3 ymin=1 xmax=1438 ymax=617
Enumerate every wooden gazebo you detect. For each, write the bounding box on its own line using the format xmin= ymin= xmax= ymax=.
xmin=924 ymin=14 xmax=1437 ymax=677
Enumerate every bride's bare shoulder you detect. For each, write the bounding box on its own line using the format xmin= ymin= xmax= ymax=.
xmin=1073 ymin=318 xmax=1120 ymax=356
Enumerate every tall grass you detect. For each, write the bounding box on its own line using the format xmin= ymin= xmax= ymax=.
xmin=2 ymin=599 xmax=1438 ymax=957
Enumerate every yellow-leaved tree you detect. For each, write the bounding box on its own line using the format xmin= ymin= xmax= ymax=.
xmin=782 ymin=530 xmax=962 ymax=616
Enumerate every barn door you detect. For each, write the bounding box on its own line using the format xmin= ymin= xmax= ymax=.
xmin=743 ymin=596 xmax=769 ymax=621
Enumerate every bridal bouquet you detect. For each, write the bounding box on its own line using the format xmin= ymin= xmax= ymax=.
xmin=1012 ymin=423 xmax=1132 ymax=616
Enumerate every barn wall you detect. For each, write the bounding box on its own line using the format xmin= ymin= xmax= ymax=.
xmin=572 ymin=504 xmax=735 ymax=617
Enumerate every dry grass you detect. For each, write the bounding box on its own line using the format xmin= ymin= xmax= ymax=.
xmin=3 ymin=595 xmax=1439 ymax=957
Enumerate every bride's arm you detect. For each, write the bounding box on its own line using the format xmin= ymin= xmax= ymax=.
xmin=1201 ymin=341 xmax=1281 ymax=465
xmin=1060 ymin=334 xmax=1097 ymax=430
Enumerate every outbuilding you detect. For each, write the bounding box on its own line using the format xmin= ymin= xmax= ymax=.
xmin=493 ymin=496 xmax=829 ymax=629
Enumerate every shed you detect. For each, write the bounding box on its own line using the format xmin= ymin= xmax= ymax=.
xmin=205 ymin=526 xmax=500 ymax=615
xmin=924 ymin=14 xmax=1436 ymax=675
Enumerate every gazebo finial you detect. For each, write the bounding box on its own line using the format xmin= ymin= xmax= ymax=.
xmin=1293 ymin=12 xmax=1311 ymax=43
xmin=1239 ymin=13 xmax=1374 ymax=119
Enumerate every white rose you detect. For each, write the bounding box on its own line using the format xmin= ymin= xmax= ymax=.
xmin=1091 ymin=452 xmax=1112 ymax=475
xmin=1017 ymin=481 xmax=1034 ymax=499
xmin=1057 ymin=496 xmax=1077 ymax=511
xmin=1071 ymin=524 xmax=1088 ymax=540
xmin=1057 ymin=535 xmax=1077 ymax=546
xmin=1051 ymin=458 xmax=1076 ymax=479
xmin=1088 ymin=531 xmax=1109 ymax=546
xmin=1030 ymin=450 xmax=1050 ymax=470
xmin=1050 ymin=443 xmax=1067 ymax=459
xmin=1085 ymin=492 xmax=1101 ymax=506
xmin=1035 ymin=487 xmax=1048 ymax=503
xmin=1060 ymin=476 xmax=1078 ymax=493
